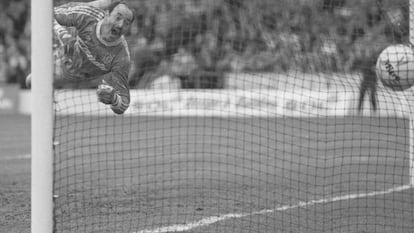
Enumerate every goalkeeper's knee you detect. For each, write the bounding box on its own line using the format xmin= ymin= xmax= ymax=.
xmin=25 ymin=74 xmax=32 ymax=89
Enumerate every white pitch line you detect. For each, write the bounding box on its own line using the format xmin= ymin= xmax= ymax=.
xmin=0 ymin=154 xmax=31 ymax=161
xmin=134 ymin=184 xmax=413 ymax=233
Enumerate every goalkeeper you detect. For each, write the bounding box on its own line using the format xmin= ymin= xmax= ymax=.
xmin=27 ymin=0 xmax=135 ymax=114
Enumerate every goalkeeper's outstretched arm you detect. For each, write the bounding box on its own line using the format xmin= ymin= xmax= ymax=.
xmin=97 ymin=78 xmax=130 ymax=115
xmin=97 ymin=53 xmax=131 ymax=115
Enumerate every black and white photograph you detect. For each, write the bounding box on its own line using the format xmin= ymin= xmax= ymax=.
xmin=1 ymin=0 xmax=414 ymax=232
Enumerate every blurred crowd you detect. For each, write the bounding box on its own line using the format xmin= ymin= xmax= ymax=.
xmin=0 ymin=0 xmax=409 ymax=88
xmin=0 ymin=0 xmax=30 ymax=87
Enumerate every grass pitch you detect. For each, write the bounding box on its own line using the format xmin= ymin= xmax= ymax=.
xmin=1 ymin=115 xmax=413 ymax=233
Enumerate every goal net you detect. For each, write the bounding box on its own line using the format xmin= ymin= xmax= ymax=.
xmin=36 ymin=0 xmax=414 ymax=232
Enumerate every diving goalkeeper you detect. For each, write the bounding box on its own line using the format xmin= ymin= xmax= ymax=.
xmin=27 ymin=0 xmax=135 ymax=114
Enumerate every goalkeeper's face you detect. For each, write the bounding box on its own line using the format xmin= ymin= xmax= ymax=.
xmin=102 ymin=4 xmax=133 ymax=42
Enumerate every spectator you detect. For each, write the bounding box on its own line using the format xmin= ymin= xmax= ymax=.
xmin=0 ymin=0 xmax=409 ymax=88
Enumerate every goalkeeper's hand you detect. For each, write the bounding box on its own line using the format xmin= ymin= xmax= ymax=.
xmin=96 ymin=82 xmax=120 ymax=106
xmin=62 ymin=35 xmax=77 ymax=56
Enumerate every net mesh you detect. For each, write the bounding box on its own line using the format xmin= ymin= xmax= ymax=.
xmin=52 ymin=0 xmax=414 ymax=232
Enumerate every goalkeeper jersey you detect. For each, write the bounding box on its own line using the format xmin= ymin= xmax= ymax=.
xmin=54 ymin=3 xmax=130 ymax=114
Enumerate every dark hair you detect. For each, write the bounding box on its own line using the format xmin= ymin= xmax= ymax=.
xmin=107 ymin=1 xmax=136 ymax=23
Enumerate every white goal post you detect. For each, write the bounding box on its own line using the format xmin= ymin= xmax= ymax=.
xmin=31 ymin=0 xmax=54 ymax=232
xmin=30 ymin=0 xmax=414 ymax=233
xmin=409 ymin=0 xmax=414 ymax=186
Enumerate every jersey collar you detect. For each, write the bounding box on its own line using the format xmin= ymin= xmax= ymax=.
xmin=96 ymin=20 xmax=123 ymax=47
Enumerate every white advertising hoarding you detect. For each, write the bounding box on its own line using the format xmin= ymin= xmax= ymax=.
xmin=52 ymin=89 xmax=354 ymax=117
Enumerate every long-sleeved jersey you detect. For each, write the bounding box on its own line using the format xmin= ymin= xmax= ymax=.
xmin=54 ymin=2 xmax=130 ymax=114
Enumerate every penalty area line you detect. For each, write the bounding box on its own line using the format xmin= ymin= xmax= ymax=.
xmin=134 ymin=184 xmax=413 ymax=233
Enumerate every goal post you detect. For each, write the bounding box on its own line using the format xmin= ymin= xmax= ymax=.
xmin=30 ymin=0 xmax=414 ymax=232
xmin=31 ymin=0 xmax=54 ymax=233
xmin=409 ymin=0 xmax=414 ymax=186
xmin=410 ymin=116 xmax=414 ymax=185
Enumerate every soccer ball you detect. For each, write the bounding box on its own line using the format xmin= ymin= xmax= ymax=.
xmin=376 ymin=44 xmax=414 ymax=91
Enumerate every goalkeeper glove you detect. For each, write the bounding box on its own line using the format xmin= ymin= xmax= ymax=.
xmin=96 ymin=82 xmax=121 ymax=106
xmin=62 ymin=35 xmax=77 ymax=57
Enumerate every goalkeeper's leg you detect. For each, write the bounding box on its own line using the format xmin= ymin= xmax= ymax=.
xmin=83 ymin=0 xmax=120 ymax=9
xmin=25 ymin=18 xmax=74 ymax=89
xmin=25 ymin=47 xmax=65 ymax=89
xmin=25 ymin=74 xmax=31 ymax=88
